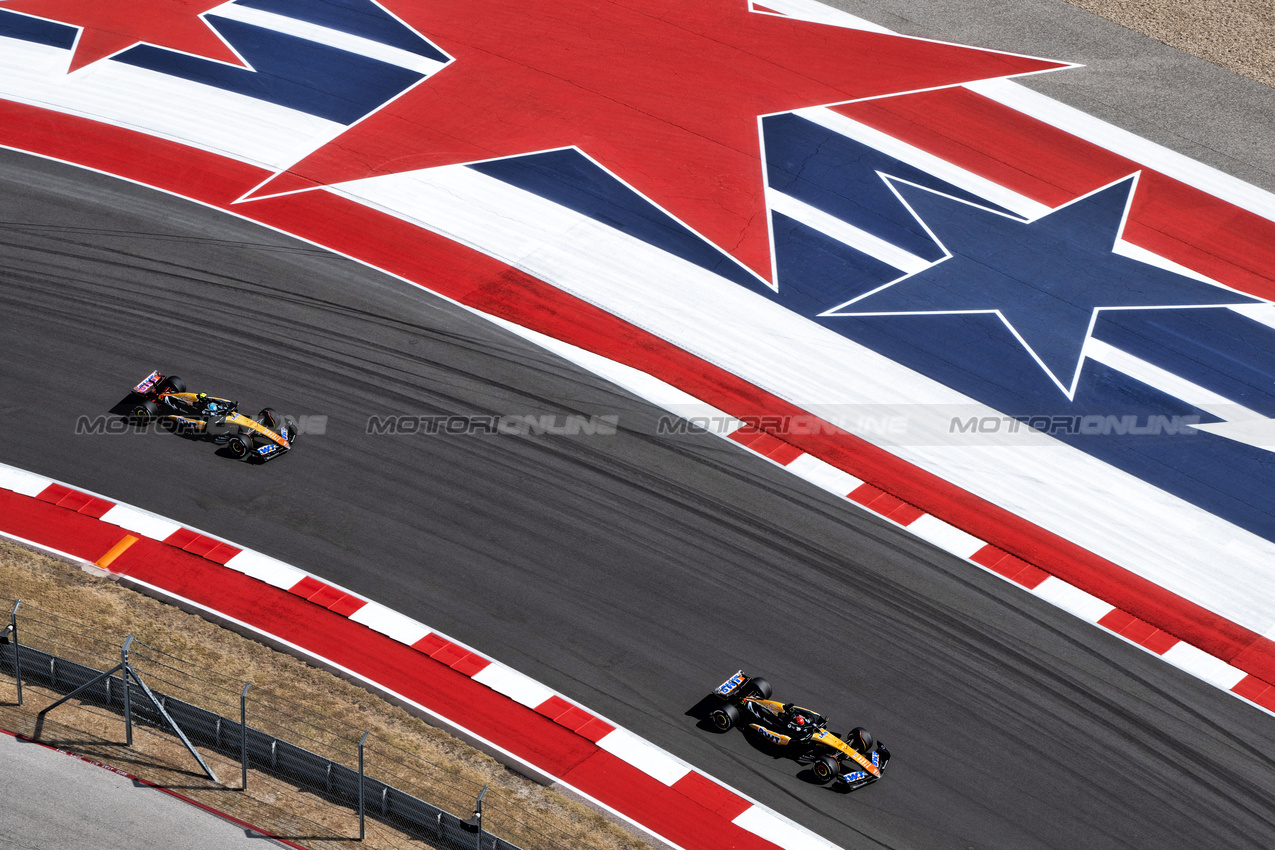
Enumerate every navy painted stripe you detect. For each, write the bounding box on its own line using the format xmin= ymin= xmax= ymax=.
xmin=113 ymin=18 xmax=423 ymax=125
xmin=232 ymin=0 xmax=447 ymax=61
xmin=0 ymin=9 xmax=76 ymax=50
xmin=763 ymin=113 xmax=1020 ymax=264
xmin=771 ymin=212 xmax=901 ymax=315
xmin=1092 ymin=307 xmax=1275 ymax=417
xmin=470 ymin=150 xmax=760 ymax=290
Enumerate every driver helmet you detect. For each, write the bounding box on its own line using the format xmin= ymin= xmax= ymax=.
xmin=197 ymin=392 xmax=207 ymax=402
xmin=792 ymin=715 xmax=805 ymax=727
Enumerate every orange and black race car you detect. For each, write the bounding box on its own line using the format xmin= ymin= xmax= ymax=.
xmin=128 ymin=370 xmax=297 ymax=463
xmin=708 ymin=671 xmax=889 ymax=791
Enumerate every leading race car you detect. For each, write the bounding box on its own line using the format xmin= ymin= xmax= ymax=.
xmin=128 ymin=370 xmax=297 ymax=462
xmin=707 ymin=671 xmax=889 ymax=791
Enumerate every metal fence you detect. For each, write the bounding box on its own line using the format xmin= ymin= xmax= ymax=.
xmin=0 ymin=599 xmax=615 ymax=850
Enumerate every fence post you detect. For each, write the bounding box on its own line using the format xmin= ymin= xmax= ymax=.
xmin=7 ymin=600 xmax=22 ymax=706
xmin=240 ymin=682 xmax=251 ymax=791
xmin=464 ymin=785 xmax=488 ymax=850
xmin=121 ymin=636 xmax=134 ymax=746
xmin=358 ymin=731 xmax=369 ymax=841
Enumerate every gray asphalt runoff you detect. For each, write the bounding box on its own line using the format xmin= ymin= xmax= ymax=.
xmin=0 ymin=733 xmax=288 ymax=849
xmin=2 ymin=2 xmax=1275 ymax=848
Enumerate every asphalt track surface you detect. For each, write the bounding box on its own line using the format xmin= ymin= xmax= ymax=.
xmin=4 ymin=4 xmax=1275 ymax=850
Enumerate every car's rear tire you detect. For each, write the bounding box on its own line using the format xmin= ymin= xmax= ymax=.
xmin=709 ymin=703 xmax=740 ymax=733
xmin=747 ymin=677 xmax=772 ymax=700
xmin=812 ymin=754 xmax=840 ymax=785
xmin=131 ymin=400 xmax=159 ymax=425
xmin=227 ymin=435 xmax=251 ymax=460
xmin=158 ymin=376 xmax=185 ymax=394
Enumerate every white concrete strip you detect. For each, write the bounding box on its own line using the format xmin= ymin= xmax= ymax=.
xmin=907 ymin=513 xmax=987 ymax=559
xmin=220 ymin=549 xmax=308 ymax=590
xmin=769 ymin=189 xmax=931 ymax=274
xmin=471 ymin=662 xmax=557 ymax=709
xmin=209 ymin=5 xmax=448 ymax=75
xmin=1031 ymin=577 xmax=1116 ymax=623
xmin=784 ymin=453 xmax=863 ymax=496
xmin=1084 ymin=338 xmax=1264 ymax=422
xmin=0 ymin=464 xmax=53 ymax=497
xmin=733 ymin=804 xmax=841 ymax=850
xmin=98 ymin=504 xmax=183 ymax=541
xmin=752 ymin=0 xmax=895 ymax=32
xmin=347 ymin=600 xmax=432 ymax=646
xmin=965 ymin=78 xmax=1275 ymax=224
xmin=793 ymin=105 xmax=1053 ymax=221
xmin=594 ymin=729 xmax=691 ymax=786
xmin=332 ymin=162 xmax=1275 ymax=637
xmin=1161 ymin=642 xmax=1248 ymax=690
xmin=0 ymin=36 xmax=344 ymax=171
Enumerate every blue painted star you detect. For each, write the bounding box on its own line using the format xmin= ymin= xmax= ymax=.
xmin=820 ymin=174 xmax=1258 ymax=397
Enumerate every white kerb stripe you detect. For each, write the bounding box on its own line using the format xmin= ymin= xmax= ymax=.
xmin=732 ymin=805 xmax=841 ymax=850
xmin=769 ymin=190 xmax=931 ymax=275
xmin=221 ymin=550 xmax=308 ymax=590
xmin=906 ymin=514 xmax=987 ymax=559
xmin=471 ymin=663 xmax=556 ymax=709
xmin=784 ymin=454 xmax=863 ymax=496
xmin=594 ymin=729 xmax=690 ymax=786
xmin=99 ymin=504 xmax=182 ymax=541
xmin=0 ymin=464 xmax=52 ymax=497
xmin=1161 ymin=642 xmax=1248 ymax=690
xmin=1031 ymin=577 xmax=1115 ymax=623
xmin=348 ymin=601 xmax=431 ymax=646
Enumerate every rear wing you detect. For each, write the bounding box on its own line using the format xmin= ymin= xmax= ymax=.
xmin=133 ymin=370 xmax=164 ymax=394
xmin=715 ymin=670 xmax=748 ymax=699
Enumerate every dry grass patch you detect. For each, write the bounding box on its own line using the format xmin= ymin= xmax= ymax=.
xmin=0 ymin=540 xmax=653 ymax=850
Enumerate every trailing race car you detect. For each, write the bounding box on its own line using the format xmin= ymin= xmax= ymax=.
xmin=707 ymin=671 xmax=889 ymax=791
xmin=128 ymin=370 xmax=297 ymax=462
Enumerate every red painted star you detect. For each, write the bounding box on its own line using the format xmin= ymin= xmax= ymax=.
xmin=2 ymin=0 xmax=246 ymax=73
xmin=247 ymin=0 xmax=1068 ymax=281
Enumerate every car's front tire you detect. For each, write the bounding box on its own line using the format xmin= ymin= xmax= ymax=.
xmin=227 ymin=435 xmax=252 ymax=460
xmin=812 ymin=754 xmax=841 ymax=785
xmin=709 ymin=702 xmax=740 ymax=733
xmin=747 ymin=677 xmax=772 ymax=700
xmin=158 ymin=375 xmax=185 ymax=394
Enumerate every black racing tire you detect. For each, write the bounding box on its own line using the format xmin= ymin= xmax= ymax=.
xmin=812 ymin=754 xmax=841 ymax=785
xmin=256 ymin=407 xmax=279 ymax=429
xmin=709 ymin=702 xmax=740 ymax=733
xmin=158 ymin=375 xmax=185 ymax=394
xmin=747 ymin=677 xmax=772 ymax=700
xmin=130 ymin=400 xmax=159 ymax=426
xmin=846 ymin=727 xmax=874 ymax=754
xmin=227 ymin=435 xmax=252 ymax=460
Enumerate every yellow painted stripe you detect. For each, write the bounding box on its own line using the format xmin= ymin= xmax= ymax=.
xmin=96 ymin=535 xmax=139 ymax=569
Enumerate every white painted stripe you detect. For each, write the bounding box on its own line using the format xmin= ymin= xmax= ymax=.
xmin=784 ymin=453 xmax=863 ymax=496
xmin=1161 ymin=642 xmax=1248 ymax=690
xmin=471 ymin=662 xmax=557 ymax=709
xmin=221 ymin=549 xmax=308 ymax=590
xmin=906 ymin=514 xmax=987 ymax=559
xmin=769 ymin=190 xmax=931 ymax=274
xmin=594 ymin=729 xmax=691 ymax=786
xmin=732 ymin=805 xmax=840 ymax=850
xmin=1084 ymin=338 xmax=1263 ymax=421
xmin=794 ymin=106 xmax=1053 ymax=221
xmin=209 ymin=5 xmax=448 ymax=75
xmin=1031 ymin=577 xmax=1116 ymax=623
xmin=1231 ymin=302 xmax=1275 ymax=332
xmin=0 ymin=36 xmax=343 ymax=171
xmin=98 ymin=504 xmax=183 ymax=540
xmin=0 ymin=464 xmax=53 ymax=497
xmin=752 ymin=0 xmax=895 ymax=32
xmin=347 ymin=601 xmax=432 ymax=646
xmin=965 ymin=78 xmax=1275 ymax=224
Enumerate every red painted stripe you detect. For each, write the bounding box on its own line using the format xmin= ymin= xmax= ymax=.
xmin=326 ymin=593 xmax=367 ymax=618
xmin=35 ymin=483 xmax=74 ymax=504
xmin=848 ymin=483 xmax=924 ymax=525
xmin=203 ymin=542 xmax=243 ymax=565
xmin=835 ymin=87 xmax=1275 ymax=302
xmin=0 ymin=490 xmax=130 ymax=562
xmin=575 ymin=716 xmax=616 ymax=743
xmin=4 ymin=101 xmax=1275 ymax=686
xmin=972 ymin=546 xmax=1050 ymax=590
xmin=411 ymin=633 xmax=448 ymax=654
xmin=164 ymin=527 xmax=202 ymax=549
xmin=449 ymin=653 xmax=490 ymax=677
xmin=305 ymin=583 xmax=348 ymax=609
xmin=288 ymin=575 xmax=327 ymax=598
xmin=672 ymin=770 xmax=753 ymax=820
xmin=535 ymin=695 xmax=574 ymax=720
